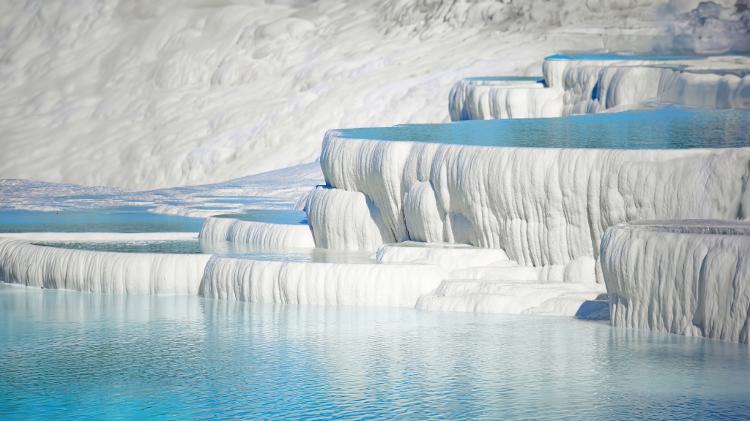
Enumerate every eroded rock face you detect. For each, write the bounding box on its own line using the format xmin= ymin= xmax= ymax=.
xmin=600 ymin=220 xmax=750 ymax=344
xmin=314 ymin=130 xmax=750 ymax=274
xmin=671 ymin=1 xmax=750 ymax=54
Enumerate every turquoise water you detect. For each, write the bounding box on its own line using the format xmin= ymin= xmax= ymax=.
xmin=463 ymin=76 xmax=543 ymax=82
xmin=0 ymin=208 xmax=203 ymax=233
xmin=33 ymin=240 xmax=204 ymax=254
xmin=1 ymin=286 xmax=749 ymax=419
xmin=339 ymin=108 xmax=750 ymax=149
xmin=214 ymin=209 xmax=308 ymax=225
xmin=545 ymin=53 xmax=699 ymax=61
xmin=32 ymin=240 xmax=373 ymax=263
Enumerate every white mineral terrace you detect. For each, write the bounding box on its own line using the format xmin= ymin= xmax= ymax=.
xmin=2 ymin=52 xmax=749 ymax=339
xmin=0 ymin=239 xmax=211 ymax=295
xmin=450 ymin=55 xmax=750 ymax=120
xmin=600 ymin=220 xmax=750 ymax=344
xmin=315 ymin=133 xmax=750 ymax=284
xmin=199 ymin=216 xmax=315 ymax=249
xmin=0 ymin=236 xmax=606 ymax=315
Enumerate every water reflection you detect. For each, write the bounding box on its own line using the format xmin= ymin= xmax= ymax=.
xmin=1 ymin=286 xmax=749 ymax=419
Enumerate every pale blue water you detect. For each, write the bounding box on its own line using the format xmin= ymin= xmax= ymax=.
xmin=32 ymin=240 xmax=373 ymax=263
xmin=0 ymin=208 xmax=203 ymax=233
xmin=214 ymin=209 xmax=308 ymax=225
xmin=545 ymin=53 xmax=700 ymax=61
xmin=463 ymin=76 xmax=543 ymax=82
xmin=1 ymin=285 xmax=748 ymax=419
xmin=33 ymin=240 xmax=204 ymax=254
xmin=339 ymin=108 xmax=750 ymax=149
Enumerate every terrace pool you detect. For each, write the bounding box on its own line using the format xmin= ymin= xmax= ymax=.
xmin=545 ymin=53 xmax=700 ymax=61
xmin=0 ymin=208 xmax=203 ymax=233
xmin=213 ymin=209 xmax=308 ymax=225
xmin=338 ymin=108 xmax=750 ymax=149
xmin=463 ymin=76 xmax=543 ymax=82
xmin=30 ymin=240 xmax=373 ymax=264
xmin=32 ymin=240 xmax=204 ymax=254
xmin=1 ymin=285 xmax=749 ymax=419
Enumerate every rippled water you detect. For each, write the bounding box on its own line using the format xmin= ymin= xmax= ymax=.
xmin=339 ymin=108 xmax=750 ymax=149
xmin=1 ymin=286 xmax=749 ymax=419
xmin=214 ymin=209 xmax=308 ymax=225
xmin=33 ymin=240 xmax=204 ymax=254
xmin=0 ymin=208 xmax=202 ymax=233
xmin=463 ymin=75 xmax=543 ymax=82
xmin=545 ymin=53 xmax=700 ymax=61
xmin=32 ymin=240 xmax=374 ymax=263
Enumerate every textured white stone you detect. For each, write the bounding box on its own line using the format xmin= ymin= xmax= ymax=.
xmin=306 ymin=187 xmax=393 ymax=251
xmin=416 ymin=279 xmax=606 ymax=316
xmin=375 ymin=242 xmax=509 ymax=273
xmin=199 ymin=256 xmax=446 ymax=308
xmin=449 ymin=78 xmax=561 ymax=121
xmin=319 ymin=134 xmax=750 ymax=274
xmin=199 ymin=216 xmax=314 ymax=249
xmin=450 ymin=57 xmax=750 ymax=120
xmin=0 ymin=239 xmax=210 ymax=295
xmin=600 ymin=220 xmax=750 ymax=344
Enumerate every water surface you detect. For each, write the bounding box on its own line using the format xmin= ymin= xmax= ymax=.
xmin=213 ymin=209 xmax=308 ymax=225
xmin=339 ymin=108 xmax=750 ymax=149
xmin=0 ymin=208 xmax=202 ymax=233
xmin=1 ymin=286 xmax=748 ymax=419
xmin=463 ymin=76 xmax=543 ymax=82
xmin=545 ymin=53 xmax=700 ymax=61
xmin=32 ymin=240 xmax=372 ymax=263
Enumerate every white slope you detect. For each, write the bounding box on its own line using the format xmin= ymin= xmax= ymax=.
xmin=0 ymin=162 xmax=322 ymax=216
xmin=0 ymin=0 xmax=708 ymax=190
xmin=600 ymin=220 xmax=750 ymax=344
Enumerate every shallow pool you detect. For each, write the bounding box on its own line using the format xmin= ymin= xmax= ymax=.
xmin=336 ymin=108 xmax=750 ymax=149
xmin=0 ymin=286 xmax=748 ymax=419
xmin=545 ymin=53 xmax=700 ymax=61
xmin=338 ymin=108 xmax=750 ymax=149
xmin=31 ymin=240 xmax=373 ymax=263
xmin=463 ymin=75 xmax=543 ymax=82
xmin=0 ymin=208 xmax=203 ymax=233
xmin=213 ymin=209 xmax=308 ymax=225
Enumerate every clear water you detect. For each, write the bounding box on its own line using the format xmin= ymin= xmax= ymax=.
xmin=32 ymin=240 xmax=373 ymax=263
xmin=463 ymin=75 xmax=543 ymax=82
xmin=1 ymin=286 xmax=748 ymax=419
xmin=545 ymin=53 xmax=700 ymax=61
xmin=339 ymin=108 xmax=750 ymax=149
xmin=0 ymin=208 xmax=203 ymax=233
xmin=33 ymin=240 xmax=204 ymax=254
xmin=214 ymin=209 xmax=308 ymax=225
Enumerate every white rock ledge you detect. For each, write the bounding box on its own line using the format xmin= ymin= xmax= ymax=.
xmin=317 ymin=133 xmax=750 ymax=279
xmin=375 ymin=242 xmax=510 ymax=273
xmin=416 ymin=280 xmax=606 ymax=316
xmin=199 ymin=216 xmax=314 ymax=249
xmin=0 ymin=237 xmax=608 ymax=316
xmin=450 ymin=56 xmax=750 ymax=121
xmin=600 ymin=220 xmax=750 ymax=344
xmin=198 ymin=256 xmax=446 ymax=308
xmin=0 ymin=239 xmax=210 ymax=295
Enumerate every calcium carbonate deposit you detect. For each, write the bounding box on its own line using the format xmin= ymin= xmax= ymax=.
xmin=2 ymin=1 xmax=750 ymax=343
xmin=601 ymin=220 xmax=750 ymax=344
